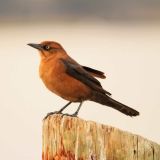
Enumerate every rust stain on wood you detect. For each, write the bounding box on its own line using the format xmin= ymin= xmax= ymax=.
xmin=42 ymin=114 xmax=160 ymax=160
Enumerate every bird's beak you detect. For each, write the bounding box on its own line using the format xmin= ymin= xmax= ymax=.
xmin=27 ymin=43 xmax=42 ymax=50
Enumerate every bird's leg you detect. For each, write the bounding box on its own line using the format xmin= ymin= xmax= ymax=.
xmin=44 ymin=101 xmax=72 ymax=119
xmin=72 ymin=101 xmax=83 ymax=116
xmin=62 ymin=101 xmax=83 ymax=117
xmin=58 ymin=101 xmax=72 ymax=113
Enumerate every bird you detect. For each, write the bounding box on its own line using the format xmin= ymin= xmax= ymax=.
xmin=28 ymin=41 xmax=139 ymax=118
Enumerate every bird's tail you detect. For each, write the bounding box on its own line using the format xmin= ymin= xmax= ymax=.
xmin=91 ymin=92 xmax=139 ymax=116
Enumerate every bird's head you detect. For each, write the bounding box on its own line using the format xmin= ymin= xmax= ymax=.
xmin=28 ymin=41 xmax=65 ymax=58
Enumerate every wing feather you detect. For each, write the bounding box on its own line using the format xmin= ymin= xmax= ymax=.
xmin=60 ymin=59 xmax=111 ymax=96
xmin=82 ymin=66 xmax=106 ymax=79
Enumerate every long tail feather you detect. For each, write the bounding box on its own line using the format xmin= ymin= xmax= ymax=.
xmin=91 ymin=92 xmax=139 ymax=116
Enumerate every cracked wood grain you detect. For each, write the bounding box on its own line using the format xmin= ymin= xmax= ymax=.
xmin=42 ymin=114 xmax=160 ymax=160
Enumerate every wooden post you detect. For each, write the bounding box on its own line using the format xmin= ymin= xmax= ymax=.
xmin=42 ymin=114 xmax=160 ymax=160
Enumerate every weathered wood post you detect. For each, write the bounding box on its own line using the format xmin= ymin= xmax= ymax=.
xmin=42 ymin=114 xmax=160 ymax=160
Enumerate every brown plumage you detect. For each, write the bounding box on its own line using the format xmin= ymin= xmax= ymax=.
xmin=28 ymin=41 xmax=139 ymax=118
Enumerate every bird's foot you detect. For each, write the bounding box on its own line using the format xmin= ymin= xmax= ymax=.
xmin=43 ymin=111 xmax=62 ymax=120
xmin=62 ymin=112 xmax=78 ymax=118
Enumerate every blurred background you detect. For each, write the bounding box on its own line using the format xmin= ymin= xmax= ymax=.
xmin=0 ymin=1 xmax=160 ymax=160
xmin=0 ymin=0 xmax=160 ymax=21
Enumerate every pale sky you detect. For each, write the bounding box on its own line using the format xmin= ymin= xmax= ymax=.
xmin=0 ymin=21 xmax=160 ymax=160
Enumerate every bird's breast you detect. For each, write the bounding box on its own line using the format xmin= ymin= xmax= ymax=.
xmin=39 ymin=59 xmax=91 ymax=102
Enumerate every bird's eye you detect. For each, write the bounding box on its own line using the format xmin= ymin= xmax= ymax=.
xmin=43 ymin=45 xmax=51 ymax=51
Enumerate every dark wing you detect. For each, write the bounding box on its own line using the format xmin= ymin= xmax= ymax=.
xmin=82 ymin=66 xmax=106 ymax=79
xmin=60 ymin=59 xmax=111 ymax=96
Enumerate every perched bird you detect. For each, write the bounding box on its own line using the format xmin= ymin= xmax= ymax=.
xmin=28 ymin=41 xmax=139 ymax=118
